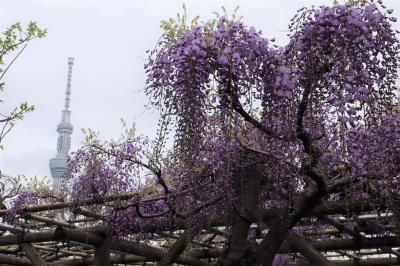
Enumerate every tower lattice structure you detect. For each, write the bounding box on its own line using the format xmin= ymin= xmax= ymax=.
xmin=49 ymin=57 xmax=74 ymax=196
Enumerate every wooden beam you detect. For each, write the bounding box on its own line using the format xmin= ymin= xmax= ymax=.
xmin=319 ymin=216 xmax=363 ymax=239
xmin=0 ymin=246 xmax=19 ymax=254
xmin=74 ymin=208 xmax=105 ymax=220
xmin=23 ymin=213 xmax=76 ymax=228
xmin=0 ymin=222 xmax=25 ymax=232
xmin=55 ymin=227 xmax=212 ymax=266
xmin=67 ymin=218 xmax=95 ymax=224
xmin=306 ymin=236 xmax=400 ymax=252
xmin=0 ymin=197 xmax=380 ymax=228
xmin=0 ymin=254 xmax=31 ymax=266
xmin=304 ymin=224 xmax=395 ymax=237
xmin=33 ymin=245 xmax=91 ymax=258
xmin=57 ymin=254 xmax=151 ymax=265
xmin=293 ymin=257 xmax=400 ymax=266
xmin=0 ymin=191 xmax=139 ymax=215
xmin=2 ymin=226 xmax=398 ymax=262
xmin=156 ymin=232 xmax=214 ymax=249
xmin=193 ymin=236 xmax=400 ymax=258
xmin=0 ymin=231 xmax=56 ymax=246
xmin=335 ymin=250 xmax=359 ymax=260
xmin=45 ymin=251 xmax=85 ymax=263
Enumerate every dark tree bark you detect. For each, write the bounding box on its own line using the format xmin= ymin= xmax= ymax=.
xmin=20 ymin=243 xmax=46 ymax=266
xmin=250 ymin=81 xmax=330 ymax=266
xmin=157 ymin=229 xmax=197 ymax=266
xmin=219 ymin=162 xmax=262 ymax=266
xmin=251 ymin=209 xmax=289 ymax=266
xmin=287 ymin=232 xmax=332 ymax=266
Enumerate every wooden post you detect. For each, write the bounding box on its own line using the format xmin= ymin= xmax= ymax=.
xmin=94 ymin=240 xmax=110 ymax=266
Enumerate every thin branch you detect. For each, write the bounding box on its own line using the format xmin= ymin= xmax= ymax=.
xmin=0 ymin=44 xmax=28 ymax=80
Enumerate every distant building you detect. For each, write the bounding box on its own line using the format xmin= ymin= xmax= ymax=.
xmin=49 ymin=57 xmax=74 ymax=196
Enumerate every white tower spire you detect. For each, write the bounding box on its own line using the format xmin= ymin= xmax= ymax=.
xmin=49 ymin=57 xmax=74 ymax=195
xmin=64 ymin=57 xmax=73 ymax=110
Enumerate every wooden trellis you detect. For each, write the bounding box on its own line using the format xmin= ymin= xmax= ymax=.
xmin=0 ymin=195 xmax=398 ymax=266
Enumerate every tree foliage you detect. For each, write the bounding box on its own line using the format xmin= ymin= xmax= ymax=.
xmin=0 ymin=22 xmax=46 ymax=149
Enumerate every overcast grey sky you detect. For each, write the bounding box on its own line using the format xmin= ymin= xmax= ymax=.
xmin=0 ymin=0 xmax=399 ymax=179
